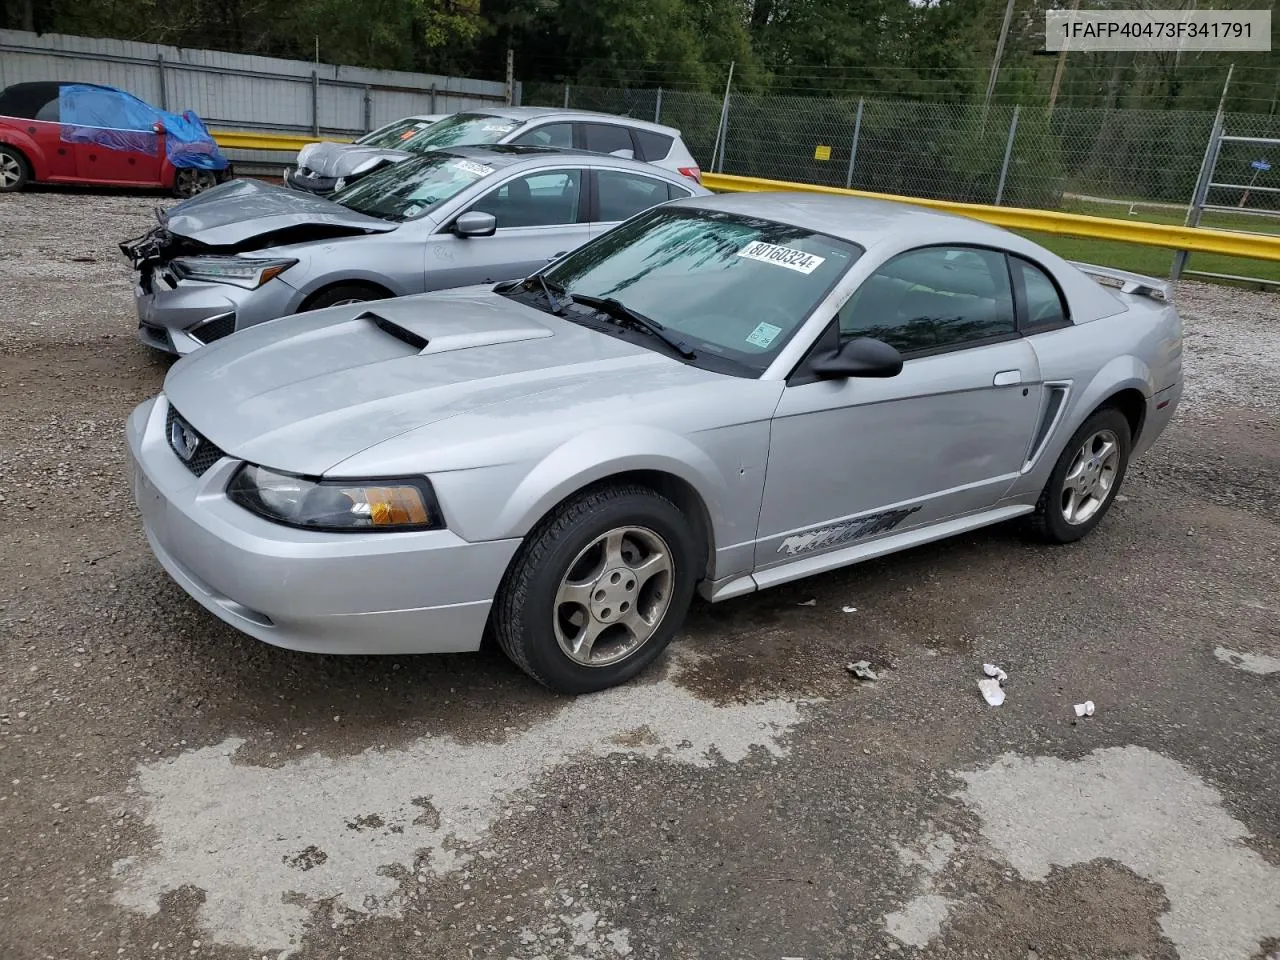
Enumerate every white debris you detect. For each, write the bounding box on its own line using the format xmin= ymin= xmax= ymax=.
xmin=797 ymin=598 xmax=817 ymax=607
xmin=977 ymin=678 xmax=1006 ymax=707
xmin=842 ymin=605 xmax=858 ymax=613
xmin=1073 ymin=701 xmax=1096 ymax=718
xmin=846 ymin=660 xmax=878 ymax=681
xmin=982 ymin=663 xmax=1008 ymax=683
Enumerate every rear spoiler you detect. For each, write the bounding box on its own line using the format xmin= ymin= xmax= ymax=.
xmin=1070 ymin=261 xmax=1171 ymax=302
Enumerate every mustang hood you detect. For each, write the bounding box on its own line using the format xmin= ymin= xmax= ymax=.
xmin=162 ymin=290 xmax=720 ymax=476
xmin=298 ymin=141 xmax=413 ymax=179
xmin=161 ymin=177 xmax=395 ymax=247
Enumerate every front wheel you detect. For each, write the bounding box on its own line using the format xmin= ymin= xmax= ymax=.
xmin=1030 ymin=407 xmax=1132 ymax=544
xmin=0 ymin=146 xmax=30 ymax=192
xmin=493 ymin=484 xmax=699 ymax=693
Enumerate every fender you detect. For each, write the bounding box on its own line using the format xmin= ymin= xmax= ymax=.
xmin=0 ymin=127 xmax=45 ymax=179
xmin=1071 ymin=354 xmax=1153 ymax=427
xmin=494 ymin=424 xmax=731 ymax=544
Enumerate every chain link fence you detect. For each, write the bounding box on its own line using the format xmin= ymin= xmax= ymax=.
xmin=524 ymin=82 xmax=1280 ymax=215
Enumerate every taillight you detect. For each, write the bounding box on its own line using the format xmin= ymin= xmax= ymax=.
xmin=678 ymin=166 xmax=702 ymax=183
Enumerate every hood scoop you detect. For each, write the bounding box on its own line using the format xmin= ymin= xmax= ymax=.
xmin=364 ymin=310 xmax=430 ymax=351
xmin=355 ymin=300 xmax=557 ymax=356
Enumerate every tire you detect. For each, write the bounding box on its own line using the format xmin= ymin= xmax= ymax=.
xmin=172 ymin=168 xmax=217 ymax=198
xmin=1030 ymin=407 xmax=1132 ymax=544
xmin=301 ymin=284 xmax=387 ymax=312
xmin=0 ymin=145 xmax=30 ymax=192
xmin=493 ymin=484 xmax=699 ymax=694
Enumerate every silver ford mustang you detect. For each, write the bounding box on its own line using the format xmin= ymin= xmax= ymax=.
xmin=127 ymin=193 xmax=1183 ymax=693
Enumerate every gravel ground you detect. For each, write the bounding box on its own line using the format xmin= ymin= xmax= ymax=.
xmin=1 ymin=190 xmax=1278 ymax=960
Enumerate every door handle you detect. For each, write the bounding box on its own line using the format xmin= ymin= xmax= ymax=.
xmin=993 ymin=370 xmax=1022 ymax=386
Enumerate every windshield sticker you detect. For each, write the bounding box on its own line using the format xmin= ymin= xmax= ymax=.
xmin=737 ymin=241 xmax=826 ymax=274
xmin=482 ymin=123 xmax=517 ymax=133
xmin=398 ymin=130 xmax=416 ymax=140
xmin=745 ymin=322 xmax=783 ymax=349
xmin=453 ymin=159 xmax=494 ymax=178
xmin=402 ymin=203 xmax=424 ymax=219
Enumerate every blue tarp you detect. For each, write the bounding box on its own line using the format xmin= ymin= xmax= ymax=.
xmin=58 ymin=84 xmax=229 ymax=170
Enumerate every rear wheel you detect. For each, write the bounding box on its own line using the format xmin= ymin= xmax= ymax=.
xmin=0 ymin=146 xmax=30 ymax=192
xmin=1030 ymin=407 xmax=1132 ymax=544
xmin=173 ymin=168 xmax=217 ymax=198
xmin=493 ymin=484 xmax=699 ymax=693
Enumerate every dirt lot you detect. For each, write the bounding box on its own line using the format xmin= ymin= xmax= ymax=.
xmin=1 ymin=189 xmax=1278 ymax=960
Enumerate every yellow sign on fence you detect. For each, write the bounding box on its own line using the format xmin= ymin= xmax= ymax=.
xmin=813 ymin=145 xmax=832 ymax=161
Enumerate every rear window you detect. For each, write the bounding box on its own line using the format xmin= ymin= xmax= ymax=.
xmin=633 ymin=130 xmax=674 ymax=162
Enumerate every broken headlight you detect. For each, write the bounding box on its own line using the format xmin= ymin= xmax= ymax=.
xmin=171 ymin=256 xmax=298 ymax=290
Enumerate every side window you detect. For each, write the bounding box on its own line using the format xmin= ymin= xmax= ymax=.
xmin=469 ymin=170 xmax=582 ymax=229
xmin=838 ymin=247 xmax=1016 ymax=355
xmin=595 ymin=170 xmax=672 ymax=223
xmin=667 ymin=182 xmax=693 ymax=201
xmin=35 ymin=98 xmax=60 ymax=122
xmin=510 ymin=122 xmax=573 ymax=149
xmin=581 ymin=123 xmax=635 ymax=158
xmin=1010 ymin=256 xmax=1069 ymax=330
xmin=633 ymin=129 xmax=674 ymax=162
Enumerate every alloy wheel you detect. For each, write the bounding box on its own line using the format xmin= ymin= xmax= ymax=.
xmin=0 ymin=154 xmax=21 ymax=188
xmin=553 ymin=525 xmax=674 ymax=667
xmin=1061 ymin=428 xmax=1121 ymax=525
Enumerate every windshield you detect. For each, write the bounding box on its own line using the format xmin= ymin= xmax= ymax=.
xmin=401 ymin=113 xmax=524 ymax=153
xmin=357 ymin=117 xmax=437 ymax=148
xmin=539 ymin=207 xmax=863 ymax=375
xmin=331 ymin=152 xmax=496 ymax=222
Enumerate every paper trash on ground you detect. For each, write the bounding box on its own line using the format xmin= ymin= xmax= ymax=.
xmin=1074 ymin=700 xmax=1096 ymax=718
xmin=978 ymin=677 xmax=1006 ymax=707
xmin=847 ymin=660 xmax=878 ymax=681
xmin=982 ymin=663 xmax=1008 ymax=683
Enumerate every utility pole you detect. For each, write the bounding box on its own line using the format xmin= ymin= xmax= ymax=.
xmin=983 ymin=0 xmax=1017 ymax=121
xmin=1047 ymin=0 xmax=1080 ymax=116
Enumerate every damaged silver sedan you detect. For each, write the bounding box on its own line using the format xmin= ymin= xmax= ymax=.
xmin=121 ymin=144 xmax=707 ymax=355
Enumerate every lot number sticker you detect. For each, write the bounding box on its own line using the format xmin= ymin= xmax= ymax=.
xmin=746 ymin=321 xmax=783 ymax=349
xmin=453 ymin=159 xmax=494 ymax=178
xmin=737 ymin=241 xmax=826 ymax=274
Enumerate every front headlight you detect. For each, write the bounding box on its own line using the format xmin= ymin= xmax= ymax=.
xmin=227 ymin=465 xmax=444 ymax=532
xmin=171 ymin=256 xmax=298 ymax=289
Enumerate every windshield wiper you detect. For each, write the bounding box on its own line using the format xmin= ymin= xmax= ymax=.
xmin=568 ymin=294 xmax=696 ymax=360
xmin=515 ymin=273 xmax=564 ymax=314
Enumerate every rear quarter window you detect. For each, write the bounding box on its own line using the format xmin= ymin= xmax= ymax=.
xmin=633 ymin=130 xmax=674 ymax=162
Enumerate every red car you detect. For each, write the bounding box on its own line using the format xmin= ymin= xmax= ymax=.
xmin=0 ymin=81 xmax=232 ymax=197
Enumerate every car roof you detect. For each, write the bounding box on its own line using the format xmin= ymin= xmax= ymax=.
xmin=672 ymin=191 xmax=1019 ymax=248
xmin=455 ymin=105 xmax=683 ymax=138
xmin=433 ymin=143 xmax=702 ymax=185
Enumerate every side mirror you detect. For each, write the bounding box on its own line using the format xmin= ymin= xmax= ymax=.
xmin=810 ymin=336 xmax=903 ymax=379
xmin=152 ymin=121 xmax=166 ymax=136
xmin=453 ymin=211 xmax=497 ymax=238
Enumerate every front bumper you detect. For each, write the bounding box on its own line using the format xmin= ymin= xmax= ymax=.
xmin=283 ymin=167 xmax=339 ymax=195
xmin=133 ymin=270 xmax=300 ymax=355
xmin=127 ymin=396 xmax=520 ymax=654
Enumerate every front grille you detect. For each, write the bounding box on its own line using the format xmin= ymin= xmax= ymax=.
xmin=192 ymin=312 xmax=236 ymax=345
xmin=165 ymin=404 xmax=226 ymax=477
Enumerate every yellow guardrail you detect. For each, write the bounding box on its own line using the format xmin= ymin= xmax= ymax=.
xmin=702 ymin=173 xmax=1280 ymax=262
xmin=212 ymin=130 xmax=351 ymax=151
